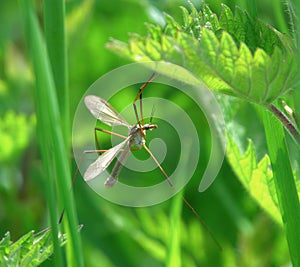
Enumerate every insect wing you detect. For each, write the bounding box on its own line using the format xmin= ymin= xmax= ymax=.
xmin=84 ymin=95 xmax=131 ymax=128
xmin=84 ymin=137 xmax=130 ymax=181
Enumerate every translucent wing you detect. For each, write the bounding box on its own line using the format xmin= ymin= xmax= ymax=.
xmin=84 ymin=95 xmax=131 ymax=128
xmin=84 ymin=137 xmax=130 ymax=181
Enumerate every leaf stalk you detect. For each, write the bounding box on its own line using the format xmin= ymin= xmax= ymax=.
xmin=267 ymin=103 xmax=300 ymax=147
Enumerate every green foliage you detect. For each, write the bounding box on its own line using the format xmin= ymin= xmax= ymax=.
xmin=2 ymin=0 xmax=300 ymax=266
xmin=226 ymin=128 xmax=300 ymax=223
xmin=263 ymin=109 xmax=300 ymax=267
xmin=0 ymin=111 xmax=35 ymax=163
xmin=108 ymin=2 xmax=300 ymax=265
xmin=97 ymin=201 xmax=209 ymax=267
xmin=20 ymin=0 xmax=83 ymax=266
xmin=107 ymin=3 xmax=299 ymax=105
xmin=226 ymin=134 xmax=281 ymax=224
xmin=0 ymin=229 xmax=66 ymax=267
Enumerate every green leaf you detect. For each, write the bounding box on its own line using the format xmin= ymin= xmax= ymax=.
xmin=9 ymin=231 xmax=34 ymax=256
xmin=107 ymin=3 xmax=299 ymax=105
xmin=226 ymin=123 xmax=300 ymax=227
xmin=0 ymin=229 xmax=67 ymax=267
xmin=20 ymin=245 xmax=39 ymax=267
xmin=226 ymin=134 xmax=281 ymax=224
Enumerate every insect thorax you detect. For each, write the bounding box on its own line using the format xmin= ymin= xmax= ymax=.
xmin=129 ymin=124 xmax=157 ymax=150
xmin=129 ymin=125 xmax=145 ymax=149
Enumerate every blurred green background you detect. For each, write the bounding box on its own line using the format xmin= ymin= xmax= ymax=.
xmin=0 ymin=0 xmax=292 ymax=266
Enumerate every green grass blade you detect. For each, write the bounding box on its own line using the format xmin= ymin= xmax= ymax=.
xmin=20 ymin=1 xmax=63 ymax=266
xmin=43 ymin=0 xmax=70 ymax=145
xmin=20 ymin=1 xmax=84 ymax=266
xmin=286 ymin=0 xmax=300 ymax=134
xmin=166 ymin=193 xmax=182 ymax=267
xmin=262 ymin=108 xmax=300 ymax=266
xmin=43 ymin=0 xmax=77 ymax=265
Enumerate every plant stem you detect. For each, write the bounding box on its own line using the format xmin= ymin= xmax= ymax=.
xmin=267 ymin=103 xmax=300 ymax=147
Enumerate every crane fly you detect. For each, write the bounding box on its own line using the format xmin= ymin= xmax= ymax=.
xmin=82 ymin=74 xmax=171 ymax=187
xmin=83 ymin=74 xmax=222 ymax=250
xmin=83 ymin=100 xmax=161 ymax=186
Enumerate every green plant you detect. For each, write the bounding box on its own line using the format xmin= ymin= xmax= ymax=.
xmin=0 ymin=229 xmax=66 ymax=267
xmin=107 ymin=2 xmax=300 ymax=266
xmin=19 ymin=0 xmax=84 ymax=266
xmin=4 ymin=1 xmax=299 ymax=266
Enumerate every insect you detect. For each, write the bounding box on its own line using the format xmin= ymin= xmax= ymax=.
xmin=83 ymin=74 xmax=174 ymax=187
xmin=83 ymin=74 xmax=221 ymax=249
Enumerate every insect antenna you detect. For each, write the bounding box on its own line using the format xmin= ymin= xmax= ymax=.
xmin=149 ymin=104 xmax=156 ymax=124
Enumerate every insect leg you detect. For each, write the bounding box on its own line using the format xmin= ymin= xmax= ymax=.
xmin=58 ymin=148 xmax=109 ymax=224
xmin=59 ymin=128 xmax=126 ymax=224
xmin=142 ymin=143 xmax=222 ymax=250
xmin=94 ymin=127 xmax=127 ymax=154
xmin=142 ymin=143 xmax=174 ymax=188
xmin=133 ymin=73 xmax=159 ymax=126
xmin=94 ymin=127 xmax=127 ymax=139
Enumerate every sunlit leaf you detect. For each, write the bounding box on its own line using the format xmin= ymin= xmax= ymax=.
xmin=226 ymin=133 xmax=281 ymax=224
xmin=0 ymin=229 xmax=67 ymax=267
xmin=107 ymin=3 xmax=299 ymax=105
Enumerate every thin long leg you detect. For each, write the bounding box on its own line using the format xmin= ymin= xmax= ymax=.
xmin=94 ymin=127 xmax=127 ymax=151
xmin=53 ymin=128 xmax=126 ymax=228
xmin=59 ymin=145 xmax=123 ymax=223
xmin=58 ymin=151 xmax=86 ymax=224
xmin=142 ymin=143 xmax=174 ymax=188
xmin=58 ymin=148 xmax=109 ymax=224
xmin=180 ymin=197 xmax=222 ymax=251
xmin=133 ymin=73 xmax=159 ymax=126
xmin=94 ymin=127 xmax=127 ymax=158
xmin=142 ymin=143 xmax=222 ymax=250
xmin=84 ymin=149 xmax=108 ymax=153
xmin=59 ymin=128 xmax=125 ymax=224
xmin=95 ymin=127 xmax=127 ymax=139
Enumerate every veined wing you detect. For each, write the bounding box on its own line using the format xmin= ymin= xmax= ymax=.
xmin=84 ymin=95 xmax=131 ymax=128
xmin=84 ymin=137 xmax=130 ymax=181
